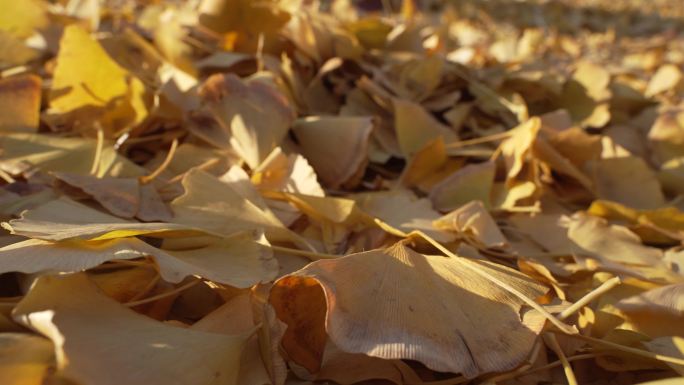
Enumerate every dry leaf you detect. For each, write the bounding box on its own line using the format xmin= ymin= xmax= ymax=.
xmin=13 ymin=273 xmax=249 ymax=385
xmin=198 ymin=73 xmax=295 ymax=169
xmin=270 ymin=242 xmax=547 ymax=378
xmin=0 ymin=75 xmax=41 ymax=132
xmin=292 ymin=116 xmax=373 ymax=189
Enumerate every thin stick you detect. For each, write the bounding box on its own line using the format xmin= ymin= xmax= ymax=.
xmin=485 ymin=341 xmax=542 ymax=382
xmin=167 ymin=157 xmax=220 ymax=184
xmin=127 ymin=274 xmax=161 ymax=302
xmin=90 ymin=126 xmax=104 ymax=176
xmin=559 ymin=276 xmax=621 ymax=320
xmin=270 ymin=245 xmax=339 ymax=260
xmin=552 ymin=331 xmax=684 ymax=366
xmin=256 ymin=33 xmax=265 ymax=72
xmin=544 ymin=334 xmax=578 ymax=385
xmin=124 ymin=278 xmax=200 ymax=307
xmin=140 ymin=138 xmax=178 ymax=185
xmin=516 ymin=353 xmax=601 ymax=378
xmin=0 ymin=169 xmax=15 ymax=183
xmin=444 ymin=130 xmax=513 ymax=148
xmin=405 ymin=376 xmax=467 ymax=385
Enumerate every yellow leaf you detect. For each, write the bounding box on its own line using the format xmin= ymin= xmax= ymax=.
xmin=646 ymin=64 xmax=683 ymax=97
xmin=50 ymin=25 xmax=129 ymax=112
xmin=0 ymin=333 xmax=54 ymax=385
xmin=393 ymin=98 xmax=457 ymax=157
xmin=0 ymin=0 xmax=47 ymax=38
xmin=50 ymin=25 xmax=149 ymax=135
xmin=13 ymin=273 xmax=249 ymax=385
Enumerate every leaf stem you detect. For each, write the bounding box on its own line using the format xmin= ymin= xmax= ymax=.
xmin=124 ymin=278 xmax=200 ymax=307
xmin=140 ymin=138 xmax=179 ymax=184
xmin=558 ymin=276 xmax=621 ymax=320
xmin=270 ymin=245 xmax=340 ymax=260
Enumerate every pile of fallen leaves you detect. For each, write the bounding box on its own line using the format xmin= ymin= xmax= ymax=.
xmin=2 ymin=0 xmax=684 ymax=384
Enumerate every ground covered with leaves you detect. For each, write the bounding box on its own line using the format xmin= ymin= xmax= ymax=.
xmin=2 ymin=0 xmax=684 ymax=384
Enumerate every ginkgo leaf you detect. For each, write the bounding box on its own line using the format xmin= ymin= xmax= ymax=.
xmin=434 ymin=200 xmax=507 ymax=248
xmin=0 ymin=75 xmax=41 ymax=132
xmin=645 ymin=64 xmax=683 ymax=97
xmin=171 ymin=168 xmax=294 ymax=242
xmin=615 ymin=283 xmax=684 ymax=337
xmin=0 ymin=0 xmax=47 ymax=38
xmin=2 ymin=197 xmax=194 ymax=241
xmin=12 ymin=273 xmax=249 ymax=385
xmin=50 ymin=25 xmax=126 ymax=112
xmin=0 ymin=231 xmax=276 ymax=287
xmin=54 ymin=172 xmax=140 ymax=218
xmin=564 ymin=212 xmax=665 ymax=267
xmin=429 ymin=161 xmax=495 ymax=212
xmin=0 ymin=333 xmax=55 ymax=385
xmin=393 ymin=98 xmax=457 ymax=157
xmin=588 ymin=200 xmax=684 ymax=244
xmin=253 ymin=147 xmax=325 ymax=197
xmin=585 ymin=156 xmax=665 ymax=210
xmin=0 ymin=30 xmax=39 ymax=69
xmin=499 ymin=117 xmax=541 ymax=183
xmin=644 ymin=336 xmax=684 ymax=375
xmin=292 ymin=116 xmax=373 ymax=189
xmin=0 ymin=133 xmax=144 ymax=177
xmin=354 ymin=189 xmax=454 ymax=243
xmin=270 ymin=242 xmax=548 ymax=378
xmin=50 ymin=24 xmax=148 ymax=135
xmin=198 ymin=0 xmax=290 ymax=50
xmin=198 ymin=73 xmax=295 ymax=169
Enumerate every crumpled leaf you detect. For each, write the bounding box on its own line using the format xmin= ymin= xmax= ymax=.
xmin=434 ymin=200 xmax=507 ymax=248
xmin=12 ymin=273 xmax=249 ymax=385
xmin=270 ymin=242 xmax=547 ymax=378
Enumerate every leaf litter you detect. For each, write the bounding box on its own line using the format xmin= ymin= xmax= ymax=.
xmin=1 ymin=0 xmax=684 ymax=384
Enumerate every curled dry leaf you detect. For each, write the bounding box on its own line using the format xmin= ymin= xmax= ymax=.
xmin=270 ymin=242 xmax=548 ymax=378
xmin=434 ymin=200 xmax=507 ymax=248
xmin=12 ymin=273 xmax=249 ymax=385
